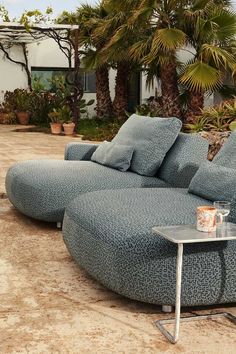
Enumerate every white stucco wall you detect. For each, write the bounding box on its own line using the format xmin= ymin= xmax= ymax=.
xmin=0 ymin=39 xmax=215 ymax=114
xmin=28 ymin=39 xmax=68 ymax=68
xmin=0 ymin=39 xmax=98 ymax=116
xmin=0 ymin=45 xmax=28 ymax=101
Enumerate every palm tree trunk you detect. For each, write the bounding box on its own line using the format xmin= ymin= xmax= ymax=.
xmin=113 ymin=61 xmax=131 ymax=118
xmin=160 ymin=62 xmax=183 ymax=121
xmin=96 ymin=65 xmax=114 ymax=119
xmin=185 ymin=91 xmax=204 ymax=124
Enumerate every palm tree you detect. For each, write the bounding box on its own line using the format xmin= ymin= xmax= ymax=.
xmin=108 ymin=0 xmax=236 ymax=122
xmin=115 ymin=0 xmax=188 ymax=120
xmin=94 ymin=1 xmax=141 ymax=118
xmin=180 ymin=2 xmax=236 ymax=122
xmin=62 ymin=4 xmax=114 ymax=119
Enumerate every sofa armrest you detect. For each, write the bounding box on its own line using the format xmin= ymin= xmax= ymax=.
xmin=64 ymin=142 xmax=99 ymax=161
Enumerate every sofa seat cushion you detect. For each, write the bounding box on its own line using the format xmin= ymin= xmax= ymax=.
xmin=63 ymin=188 xmax=236 ymax=306
xmin=112 ymin=114 xmax=182 ymax=176
xmin=5 ymin=160 xmax=168 ymax=222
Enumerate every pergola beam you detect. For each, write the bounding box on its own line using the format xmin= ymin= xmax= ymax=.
xmin=0 ymin=22 xmax=79 ymax=44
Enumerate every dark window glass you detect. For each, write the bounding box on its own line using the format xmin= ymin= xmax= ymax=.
xmin=31 ymin=68 xmax=96 ymax=93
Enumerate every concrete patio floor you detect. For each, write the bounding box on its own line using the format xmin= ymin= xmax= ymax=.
xmin=0 ymin=124 xmax=236 ymax=354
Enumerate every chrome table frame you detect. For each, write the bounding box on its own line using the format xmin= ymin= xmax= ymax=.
xmin=152 ymin=224 xmax=236 ymax=344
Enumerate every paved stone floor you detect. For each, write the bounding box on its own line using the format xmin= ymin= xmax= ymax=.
xmin=0 ymin=125 xmax=236 ymax=353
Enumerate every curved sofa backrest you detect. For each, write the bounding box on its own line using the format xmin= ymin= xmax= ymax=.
xmin=213 ymin=131 xmax=236 ymax=169
xmin=158 ymin=133 xmax=209 ymax=188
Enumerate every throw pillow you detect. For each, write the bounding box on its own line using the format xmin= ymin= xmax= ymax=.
xmin=188 ymin=160 xmax=236 ymax=202
xmin=91 ymin=141 xmax=134 ymax=172
xmin=112 ymin=114 xmax=182 ymax=176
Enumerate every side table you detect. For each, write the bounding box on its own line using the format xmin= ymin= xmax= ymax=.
xmin=152 ymin=223 xmax=236 ymax=344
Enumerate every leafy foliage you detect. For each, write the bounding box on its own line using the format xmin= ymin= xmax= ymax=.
xmin=1 ymin=0 xmax=236 ymax=124
xmin=79 ymin=117 xmax=125 ymax=141
xmin=185 ymin=98 xmax=236 ymax=132
xmin=2 ymin=75 xmax=94 ymax=126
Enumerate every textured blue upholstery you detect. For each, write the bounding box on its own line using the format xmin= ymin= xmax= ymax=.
xmin=6 ymin=126 xmax=236 ymax=307
xmin=65 ymin=142 xmax=99 ymax=161
xmin=5 ymin=160 xmax=168 ymax=222
xmin=91 ymin=141 xmax=134 ymax=171
xmin=63 ymin=188 xmax=236 ymax=306
xmin=158 ymin=133 xmax=209 ymax=187
xmin=112 ymin=115 xmax=182 ymax=176
xmin=6 ymin=132 xmax=208 ymax=222
xmin=213 ymin=131 xmax=236 ymax=169
xmin=189 ymin=161 xmax=236 ymax=205
xmin=209 ymin=131 xmax=236 ymax=224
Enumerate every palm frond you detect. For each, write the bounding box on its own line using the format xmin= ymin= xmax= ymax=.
xmin=200 ymin=44 xmax=236 ymax=69
xmin=81 ymin=48 xmax=100 ymax=70
xmin=152 ymin=28 xmax=187 ymax=53
xmin=180 ymin=61 xmax=222 ymax=92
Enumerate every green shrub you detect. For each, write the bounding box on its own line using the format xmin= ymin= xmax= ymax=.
xmin=79 ymin=118 xmax=125 ymax=141
xmin=184 ymin=99 xmax=236 ymax=133
xmin=30 ymin=92 xmax=62 ymax=126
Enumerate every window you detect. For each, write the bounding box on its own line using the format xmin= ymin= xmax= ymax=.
xmin=31 ymin=67 xmax=96 ymax=93
xmin=82 ymin=71 xmax=96 ymax=93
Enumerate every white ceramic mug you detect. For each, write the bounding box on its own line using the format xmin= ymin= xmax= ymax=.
xmin=196 ymin=206 xmax=217 ymax=233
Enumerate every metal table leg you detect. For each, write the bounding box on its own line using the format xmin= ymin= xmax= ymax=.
xmin=155 ymin=243 xmax=183 ymax=344
xmin=155 ymin=243 xmax=236 ymax=344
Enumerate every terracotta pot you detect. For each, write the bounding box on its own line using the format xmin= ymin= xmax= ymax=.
xmin=17 ymin=111 xmax=30 ymax=125
xmin=50 ymin=122 xmax=62 ymax=135
xmin=63 ymin=122 xmax=75 ymax=136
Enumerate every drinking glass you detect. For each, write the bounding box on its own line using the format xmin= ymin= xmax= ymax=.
xmin=213 ymin=201 xmax=231 ymax=231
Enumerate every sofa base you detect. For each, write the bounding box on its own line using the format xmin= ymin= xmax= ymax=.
xmin=162 ymin=305 xmax=173 ymax=313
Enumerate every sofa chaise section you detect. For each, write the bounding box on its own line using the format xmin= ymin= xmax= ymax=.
xmin=62 ymin=187 xmax=236 ymax=307
xmin=5 ymin=160 xmax=167 ymax=222
xmin=5 ymin=132 xmax=208 ymax=223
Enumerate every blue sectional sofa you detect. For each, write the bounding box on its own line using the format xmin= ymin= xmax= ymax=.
xmin=5 ymin=115 xmax=236 ymax=307
xmin=5 ymin=132 xmax=208 ymax=223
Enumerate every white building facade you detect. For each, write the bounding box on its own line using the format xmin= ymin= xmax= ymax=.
xmin=0 ymin=38 xmax=158 ymax=116
xmin=0 ymin=38 xmax=216 ymax=115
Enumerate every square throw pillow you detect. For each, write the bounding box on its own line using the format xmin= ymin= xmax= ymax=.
xmin=188 ymin=160 xmax=236 ymax=202
xmin=112 ymin=114 xmax=182 ymax=176
xmin=91 ymin=141 xmax=134 ymax=172
xmin=213 ymin=131 xmax=236 ymax=169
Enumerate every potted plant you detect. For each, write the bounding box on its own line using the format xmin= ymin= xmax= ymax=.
xmin=63 ymin=119 xmax=75 ymax=135
xmin=48 ymin=110 xmax=63 ymax=135
xmin=59 ymin=105 xmax=75 ymax=135
xmin=14 ymin=89 xmax=32 ymax=125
